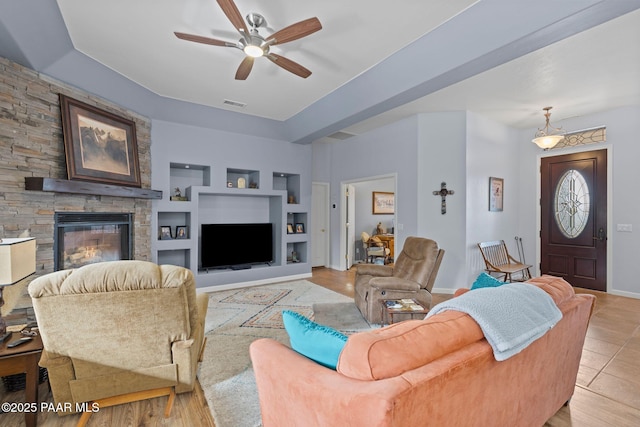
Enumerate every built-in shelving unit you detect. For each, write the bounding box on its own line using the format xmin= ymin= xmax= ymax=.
xmin=151 ymin=162 xmax=309 ymax=288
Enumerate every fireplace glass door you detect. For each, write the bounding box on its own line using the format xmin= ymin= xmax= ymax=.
xmin=54 ymin=212 xmax=132 ymax=270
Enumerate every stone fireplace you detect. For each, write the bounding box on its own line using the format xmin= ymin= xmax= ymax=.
xmin=54 ymin=212 xmax=133 ymax=271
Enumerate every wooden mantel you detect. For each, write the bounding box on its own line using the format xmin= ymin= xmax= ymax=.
xmin=25 ymin=177 xmax=162 ymax=199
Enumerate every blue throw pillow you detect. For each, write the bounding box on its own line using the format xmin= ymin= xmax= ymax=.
xmin=282 ymin=310 xmax=348 ymax=370
xmin=471 ymin=272 xmax=506 ymax=290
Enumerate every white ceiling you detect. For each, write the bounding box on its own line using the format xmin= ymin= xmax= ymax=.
xmin=342 ymin=7 xmax=640 ymax=135
xmin=56 ymin=0 xmax=476 ymax=122
xmin=46 ymin=1 xmax=640 ymax=137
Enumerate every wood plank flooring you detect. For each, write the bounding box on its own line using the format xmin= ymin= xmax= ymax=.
xmin=2 ymin=267 xmax=639 ymax=426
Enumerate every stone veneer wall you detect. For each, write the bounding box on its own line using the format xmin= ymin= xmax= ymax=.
xmin=0 ymin=57 xmax=153 ymax=280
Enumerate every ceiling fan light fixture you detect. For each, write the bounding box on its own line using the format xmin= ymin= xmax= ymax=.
xmin=532 ymin=106 xmax=564 ymax=149
xmin=243 ymin=44 xmax=264 ymax=57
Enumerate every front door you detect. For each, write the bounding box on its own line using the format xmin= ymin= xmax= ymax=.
xmin=540 ymin=149 xmax=607 ymax=291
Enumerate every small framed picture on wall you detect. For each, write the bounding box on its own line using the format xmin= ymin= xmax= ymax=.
xmin=489 ymin=177 xmax=504 ymax=212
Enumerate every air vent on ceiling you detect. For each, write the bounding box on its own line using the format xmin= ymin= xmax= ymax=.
xmin=223 ymin=99 xmax=247 ymax=108
xmin=327 ymin=131 xmax=356 ymax=140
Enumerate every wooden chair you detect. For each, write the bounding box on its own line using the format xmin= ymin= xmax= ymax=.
xmin=361 ymin=232 xmax=391 ymax=264
xmin=477 ymin=240 xmax=532 ymax=282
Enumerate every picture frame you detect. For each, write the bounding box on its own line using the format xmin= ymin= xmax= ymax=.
xmin=372 ymin=191 xmax=395 ymax=214
xmin=59 ymin=94 xmax=141 ymax=187
xmin=287 ymin=223 xmax=295 ymax=234
xmin=159 ymin=226 xmax=173 ymax=240
xmin=489 ymin=177 xmax=504 ymax=212
xmin=295 ymin=223 xmax=305 ymax=234
xmin=175 ymin=225 xmax=188 ymax=239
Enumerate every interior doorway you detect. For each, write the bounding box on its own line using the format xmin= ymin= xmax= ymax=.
xmin=339 ymin=174 xmax=397 ymax=271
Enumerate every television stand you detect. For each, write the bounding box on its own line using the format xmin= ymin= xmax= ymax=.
xmin=231 ymin=264 xmax=251 ymax=270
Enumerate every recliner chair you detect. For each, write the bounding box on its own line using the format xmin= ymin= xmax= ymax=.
xmin=28 ymin=260 xmax=208 ymax=425
xmin=354 ymin=237 xmax=444 ymax=324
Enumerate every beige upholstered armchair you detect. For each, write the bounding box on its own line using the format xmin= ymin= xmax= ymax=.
xmin=28 ymin=260 xmax=208 ymax=424
xmin=354 ymin=237 xmax=444 ymax=324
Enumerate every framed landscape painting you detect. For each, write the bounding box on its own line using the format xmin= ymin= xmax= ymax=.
xmin=59 ymin=94 xmax=141 ymax=187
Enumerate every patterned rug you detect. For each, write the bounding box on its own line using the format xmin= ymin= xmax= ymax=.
xmin=198 ymin=280 xmax=367 ymax=427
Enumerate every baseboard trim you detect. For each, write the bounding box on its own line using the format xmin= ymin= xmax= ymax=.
xmin=196 ymin=273 xmax=313 ymax=294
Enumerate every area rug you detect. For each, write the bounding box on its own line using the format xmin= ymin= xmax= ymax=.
xmin=198 ymin=280 xmax=371 ymax=427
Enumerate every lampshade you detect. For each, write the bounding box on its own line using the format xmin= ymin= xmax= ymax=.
xmin=532 ymin=107 xmax=564 ymax=149
xmin=0 ymin=237 xmax=36 ymax=285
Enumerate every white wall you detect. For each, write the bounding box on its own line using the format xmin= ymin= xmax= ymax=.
xmin=465 ymin=112 xmax=523 ymax=285
xmin=312 ymin=116 xmax=419 ymax=269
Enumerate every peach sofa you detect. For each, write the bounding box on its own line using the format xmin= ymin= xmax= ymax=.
xmin=250 ymin=276 xmax=595 ymax=427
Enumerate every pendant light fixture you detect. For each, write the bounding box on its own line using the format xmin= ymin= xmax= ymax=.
xmin=532 ymin=107 xmax=564 ymax=149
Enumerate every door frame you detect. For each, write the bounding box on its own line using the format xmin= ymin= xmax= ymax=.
xmin=339 ymin=173 xmax=397 ymax=271
xmin=311 ymin=182 xmax=330 ymax=268
xmin=536 ymin=145 xmax=613 ymax=292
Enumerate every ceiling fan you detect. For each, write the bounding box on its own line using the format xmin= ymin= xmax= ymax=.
xmin=175 ymin=0 xmax=322 ymax=80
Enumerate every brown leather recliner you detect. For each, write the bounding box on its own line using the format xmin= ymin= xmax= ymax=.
xmin=354 ymin=237 xmax=444 ymax=324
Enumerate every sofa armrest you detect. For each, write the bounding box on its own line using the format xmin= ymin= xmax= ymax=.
xmin=369 ymin=277 xmax=421 ymax=292
xmin=356 ymin=263 xmax=393 ymax=277
xmin=250 ymin=338 xmax=410 ymax=427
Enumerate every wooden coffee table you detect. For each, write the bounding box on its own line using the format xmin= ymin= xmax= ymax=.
xmin=0 ymin=332 xmax=44 ymax=427
xmin=381 ymin=299 xmax=429 ymax=325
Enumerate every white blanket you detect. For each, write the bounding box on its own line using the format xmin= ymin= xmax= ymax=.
xmin=426 ymin=283 xmax=562 ymax=361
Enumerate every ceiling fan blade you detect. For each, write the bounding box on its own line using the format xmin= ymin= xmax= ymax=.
xmin=266 ymin=53 xmax=311 ymax=78
xmin=235 ymin=56 xmax=254 ymax=80
xmin=216 ymin=0 xmax=248 ymax=34
xmin=266 ymin=17 xmax=322 ymax=45
xmin=174 ymin=32 xmax=234 ymax=47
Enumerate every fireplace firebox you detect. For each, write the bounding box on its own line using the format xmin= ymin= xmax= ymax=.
xmin=54 ymin=212 xmax=133 ymax=271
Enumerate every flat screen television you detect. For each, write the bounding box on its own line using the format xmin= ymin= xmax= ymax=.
xmin=200 ymin=223 xmax=273 ymax=269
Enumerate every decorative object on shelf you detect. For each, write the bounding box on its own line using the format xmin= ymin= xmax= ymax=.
xmin=532 ymin=106 xmax=565 ymax=149
xmin=295 ymin=223 xmax=305 ymax=234
xmin=170 ymin=187 xmax=188 ymax=201
xmin=249 ymin=182 xmax=258 ymax=189
xmin=372 ymin=192 xmax=394 ymax=214
xmin=376 ymin=222 xmax=386 ymax=235
xmin=159 ymin=226 xmax=173 ymax=240
xmin=227 ymin=181 xmax=233 ymax=188
xmin=237 ymin=177 xmax=246 ymax=188
xmin=288 ymin=195 xmax=296 ymax=204
xmin=432 ymin=182 xmax=455 ymax=215
xmin=0 ymin=237 xmax=36 ymax=335
xmin=59 ymin=94 xmax=141 ymax=187
xmin=287 ymin=223 xmax=295 ymax=234
xmin=175 ymin=226 xmax=188 ymax=239
xmin=489 ymin=177 xmax=504 ymax=212
xmin=291 ymin=251 xmax=299 ymax=263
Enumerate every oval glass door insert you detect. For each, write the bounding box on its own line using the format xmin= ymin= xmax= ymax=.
xmin=554 ymin=169 xmax=590 ymax=238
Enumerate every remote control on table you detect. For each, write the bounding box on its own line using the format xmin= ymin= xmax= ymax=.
xmin=7 ymin=337 xmax=32 ymax=348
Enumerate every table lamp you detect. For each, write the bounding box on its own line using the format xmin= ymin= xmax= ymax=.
xmin=0 ymin=237 xmax=36 ymax=335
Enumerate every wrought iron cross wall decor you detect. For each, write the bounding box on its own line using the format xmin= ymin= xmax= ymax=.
xmin=433 ymin=182 xmax=454 ymax=214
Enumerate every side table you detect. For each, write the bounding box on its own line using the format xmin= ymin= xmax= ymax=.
xmin=381 ymin=299 xmax=429 ymax=325
xmin=0 ymin=332 xmax=44 ymax=427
